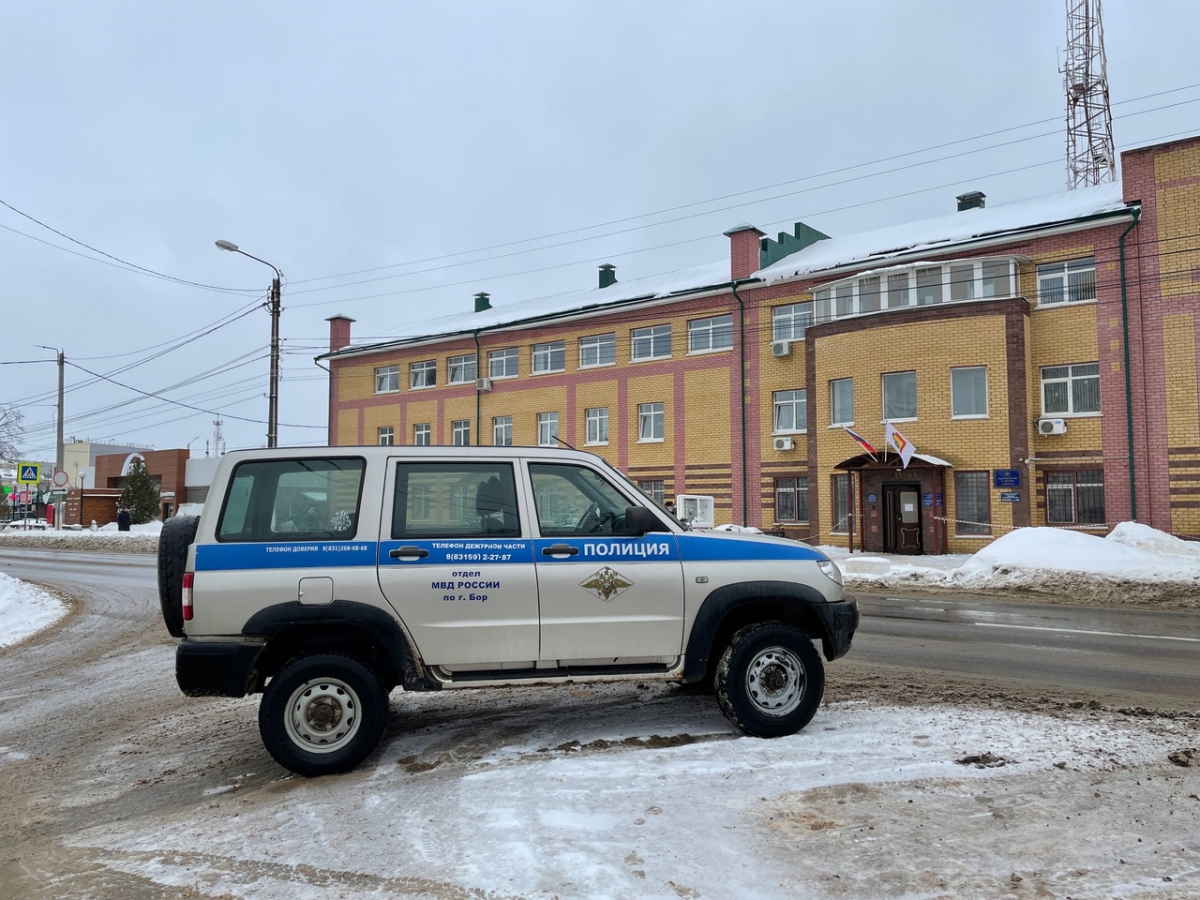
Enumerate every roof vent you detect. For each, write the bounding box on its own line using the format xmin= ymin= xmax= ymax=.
xmin=758 ymin=221 xmax=831 ymax=269
xmin=956 ymin=191 xmax=986 ymax=212
xmin=598 ymin=264 xmax=617 ymax=289
xmin=474 ymin=292 xmax=491 ymax=313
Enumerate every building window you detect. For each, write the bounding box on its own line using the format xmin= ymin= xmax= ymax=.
xmin=492 ymin=416 xmax=512 ymax=446
xmin=955 ymin=471 xmax=991 ymax=535
xmin=774 ymin=477 xmax=809 ymax=523
xmin=1046 ymin=470 xmax=1105 ymax=525
xmin=532 ymin=341 xmax=565 ymax=373
xmin=835 ymin=283 xmax=854 ymax=317
xmin=688 ymin=314 xmax=734 ymax=352
xmin=447 ymin=354 xmax=476 ymax=385
xmin=374 ymin=365 xmax=399 ymax=394
xmin=951 ymin=366 xmax=988 ymax=418
xmin=537 ymin=412 xmax=558 ymax=447
xmin=638 ymin=480 xmax=665 ymax=504
xmin=1038 ymin=257 xmax=1096 ymax=306
xmin=831 ymin=474 xmax=850 ymax=532
xmin=773 ymin=389 xmax=807 ymax=433
xmin=949 ymin=263 xmax=976 ymax=302
xmin=882 ymin=371 xmax=917 ymax=420
xmin=632 ymin=324 xmax=671 ymax=360
xmin=887 ymin=271 xmax=911 ymax=308
xmin=488 ymin=348 xmax=519 ymax=379
xmin=451 ymin=420 xmax=470 ymax=446
xmin=814 ymin=288 xmax=832 ymax=323
xmin=981 ymin=260 xmax=1012 ymax=298
xmin=915 ymin=266 xmax=943 ymax=305
xmin=410 ymin=360 xmax=436 ymax=389
xmin=638 ymin=402 xmax=664 ymax=441
xmin=413 ymin=423 xmax=431 ymax=446
xmin=377 ymin=426 xmax=395 ymax=446
xmin=584 ymin=407 xmax=609 ymax=445
xmin=772 ymin=303 xmax=813 ymax=341
xmin=1041 ymin=363 xmax=1100 ymax=415
xmin=579 ymin=333 xmax=616 ymax=368
xmin=858 ymin=276 xmax=882 ymax=313
xmin=830 ymin=378 xmax=854 ymax=425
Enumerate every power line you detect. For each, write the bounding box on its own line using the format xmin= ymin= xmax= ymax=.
xmin=283 ymin=84 xmax=1200 ymax=292
xmin=0 ymin=199 xmax=261 ymax=295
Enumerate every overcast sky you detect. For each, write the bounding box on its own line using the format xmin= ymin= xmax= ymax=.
xmin=2 ymin=1 xmax=1197 ymax=460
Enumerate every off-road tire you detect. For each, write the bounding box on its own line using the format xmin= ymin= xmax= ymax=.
xmin=156 ymin=514 xmax=199 ymax=637
xmin=259 ymin=654 xmax=388 ymax=777
xmin=714 ymin=622 xmax=824 ymax=738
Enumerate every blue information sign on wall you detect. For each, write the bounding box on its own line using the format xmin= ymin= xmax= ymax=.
xmin=922 ymin=493 xmax=933 ymax=507
xmin=999 ymin=491 xmax=1021 ymax=503
xmin=994 ymin=469 xmax=1021 ymax=488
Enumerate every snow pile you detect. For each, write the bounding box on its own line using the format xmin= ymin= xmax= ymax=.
xmin=0 ymin=529 xmax=159 ymax=553
xmin=835 ymin=523 xmax=1200 ymax=605
xmin=0 ymin=572 xmax=67 ymax=648
xmin=97 ymin=521 xmax=164 ymax=534
xmin=711 ymin=523 xmax=763 ymax=534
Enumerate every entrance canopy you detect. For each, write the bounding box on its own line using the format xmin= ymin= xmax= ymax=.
xmin=834 ymin=451 xmax=954 ymax=470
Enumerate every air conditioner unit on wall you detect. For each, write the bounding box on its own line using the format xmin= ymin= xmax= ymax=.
xmin=773 ymin=436 xmax=794 ymax=451
xmin=771 ymin=340 xmax=791 ymax=357
xmin=475 ymin=378 xmax=493 ymax=391
xmin=1038 ymin=418 xmax=1067 ymax=435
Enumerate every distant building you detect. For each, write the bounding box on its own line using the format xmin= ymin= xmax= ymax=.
xmin=321 ymin=134 xmax=1200 ymax=552
xmin=62 ymin=440 xmax=150 ymax=490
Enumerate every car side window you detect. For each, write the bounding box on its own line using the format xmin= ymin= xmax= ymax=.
xmin=528 ymin=463 xmax=638 ymax=536
xmin=392 ymin=462 xmax=520 ymax=539
xmin=217 ymin=458 xmax=365 ymax=542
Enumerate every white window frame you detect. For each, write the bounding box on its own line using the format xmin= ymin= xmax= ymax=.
xmin=410 ymin=359 xmax=436 ymax=390
xmin=374 ymin=365 xmax=399 ymax=394
xmin=773 ymin=389 xmax=807 ymax=434
xmin=377 ymin=426 xmax=394 ymax=446
xmin=492 ymin=415 xmax=512 ymax=446
xmin=447 ymin=354 xmax=476 ymax=385
xmin=536 ymin=412 xmax=559 ymax=447
xmin=413 ymin=423 xmax=431 ymax=446
xmin=687 ymin=314 xmax=733 ymax=353
xmin=830 ymin=378 xmax=854 ymax=427
xmin=451 ymin=419 xmax=471 ymax=446
xmin=951 ymin=366 xmax=989 ymax=419
xmin=1041 ymin=363 xmax=1101 ymax=417
xmin=531 ymin=341 xmax=565 ymax=374
xmin=1037 ymin=257 xmax=1096 ymax=307
xmin=637 ymin=402 xmax=664 ymax=442
xmin=881 ymin=371 xmax=918 ymax=423
xmin=578 ymin=333 xmax=616 ymax=368
xmin=631 ymin=324 xmax=671 ymax=361
xmin=772 ymin=302 xmax=813 ymax=342
xmin=488 ymin=348 xmax=519 ymax=379
xmin=584 ymin=407 xmax=609 ymax=445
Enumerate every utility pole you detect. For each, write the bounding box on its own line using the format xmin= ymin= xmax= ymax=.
xmin=35 ymin=345 xmax=65 ymax=530
xmin=267 ymin=274 xmax=281 ymax=449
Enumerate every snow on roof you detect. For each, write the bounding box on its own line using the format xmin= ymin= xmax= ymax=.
xmin=755 ymin=182 xmax=1131 ymax=284
xmin=341 ymin=261 xmax=731 ymax=353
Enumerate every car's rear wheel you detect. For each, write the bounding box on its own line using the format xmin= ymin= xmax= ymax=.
xmin=714 ymin=622 xmax=824 ymax=737
xmin=156 ymin=515 xmax=199 ymax=637
xmin=259 ymin=654 xmax=388 ymax=777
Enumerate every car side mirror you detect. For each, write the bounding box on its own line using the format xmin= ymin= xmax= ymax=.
xmin=624 ymin=506 xmax=663 ymax=534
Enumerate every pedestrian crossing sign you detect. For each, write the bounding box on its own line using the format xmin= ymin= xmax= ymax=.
xmin=17 ymin=462 xmax=41 ymax=484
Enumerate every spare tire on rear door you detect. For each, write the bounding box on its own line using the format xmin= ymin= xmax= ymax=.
xmin=158 ymin=515 xmax=200 ymax=637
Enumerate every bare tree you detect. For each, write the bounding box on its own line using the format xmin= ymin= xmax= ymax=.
xmin=0 ymin=404 xmax=23 ymax=462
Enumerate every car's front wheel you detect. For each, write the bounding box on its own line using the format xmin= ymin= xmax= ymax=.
xmin=258 ymin=654 xmax=388 ymax=776
xmin=714 ymin=622 xmax=824 ymax=737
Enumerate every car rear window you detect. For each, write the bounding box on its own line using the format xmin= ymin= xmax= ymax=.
xmin=217 ymin=457 xmax=365 ymax=542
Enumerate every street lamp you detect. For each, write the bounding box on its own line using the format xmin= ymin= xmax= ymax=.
xmin=215 ymin=240 xmax=283 ymax=448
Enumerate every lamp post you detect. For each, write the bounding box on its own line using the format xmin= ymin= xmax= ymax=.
xmin=215 ymin=241 xmax=283 ymax=448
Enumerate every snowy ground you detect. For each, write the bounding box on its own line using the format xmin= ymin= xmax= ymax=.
xmin=65 ymin=685 xmax=1200 ymax=900
xmin=0 ymin=571 xmax=68 ymax=648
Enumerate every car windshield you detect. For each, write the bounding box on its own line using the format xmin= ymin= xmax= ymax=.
xmin=596 ymin=457 xmax=688 ymax=530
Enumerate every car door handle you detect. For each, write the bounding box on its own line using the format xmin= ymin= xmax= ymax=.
xmin=542 ymin=543 xmax=579 ymax=557
xmin=389 ymin=546 xmax=430 ymax=559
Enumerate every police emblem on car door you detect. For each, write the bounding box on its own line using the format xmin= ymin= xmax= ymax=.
xmin=579 ymin=566 xmax=633 ymax=602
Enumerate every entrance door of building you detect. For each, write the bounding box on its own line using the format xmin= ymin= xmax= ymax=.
xmin=883 ymin=483 xmax=922 ymax=554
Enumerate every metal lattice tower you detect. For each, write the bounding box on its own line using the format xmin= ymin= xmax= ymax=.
xmin=1062 ymin=0 xmax=1116 ymax=188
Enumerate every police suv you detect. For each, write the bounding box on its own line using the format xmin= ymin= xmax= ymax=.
xmin=158 ymin=446 xmax=858 ymax=776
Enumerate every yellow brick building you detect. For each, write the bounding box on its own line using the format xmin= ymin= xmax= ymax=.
xmin=324 ymin=135 xmax=1200 ymax=551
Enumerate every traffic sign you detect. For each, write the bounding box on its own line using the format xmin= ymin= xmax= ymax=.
xmin=17 ymin=462 xmax=41 ymax=484
xmin=52 ymin=470 xmax=70 ymax=489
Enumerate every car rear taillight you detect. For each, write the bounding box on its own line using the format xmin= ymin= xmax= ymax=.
xmin=182 ymin=572 xmax=194 ymax=621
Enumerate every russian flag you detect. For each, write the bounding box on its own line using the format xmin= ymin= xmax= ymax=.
xmin=842 ymin=426 xmax=877 ymax=457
